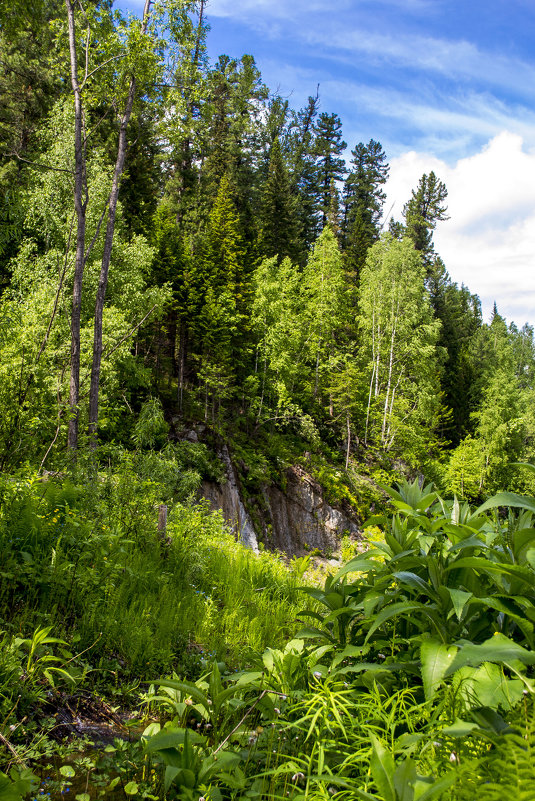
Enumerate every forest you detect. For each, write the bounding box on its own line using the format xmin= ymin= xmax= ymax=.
xmin=1 ymin=0 xmax=535 ymax=799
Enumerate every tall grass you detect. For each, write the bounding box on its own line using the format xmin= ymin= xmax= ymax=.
xmin=0 ymin=467 xmax=303 ymax=680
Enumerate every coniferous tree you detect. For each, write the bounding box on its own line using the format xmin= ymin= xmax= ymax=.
xmin=121 ymin=108 xmax=161 ymax=238
xmin=326 ymin=178 xmax=342 ymax=237
xmin=313 ymin=112 xmax=347 ymax=230
xmin=402 ymin=171 xmax=449 ymax=267
xmin=0 ymin=0 xmax=64 ymax=192
xmin=201 ymin=54 xmax=268 ymax=239
xmin=258 ymin=138 xmax=300 ymax=263
xmin=193 ymin=176 xmax=249 ymax=361
xmin=286 ymin=92 xmax=320 ymax=258
xmin=427 ymin=258 xmax=483 ymax=443
xmin=193 ymin=177 xmax=251 ymax=419
xmin=343 ymin=140 xmax=389 ymax=282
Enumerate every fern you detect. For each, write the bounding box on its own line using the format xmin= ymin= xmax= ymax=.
xmin=452 ymin=698 xmax=535 ymax=801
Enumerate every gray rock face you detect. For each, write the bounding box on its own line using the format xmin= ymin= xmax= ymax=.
xmin=201 ymin=456 xmax=360 ymax=556
xmin=201 ymin=446 xmax=259 ymax=552
xmin=262 ymin=466 xmax=360 ymax=555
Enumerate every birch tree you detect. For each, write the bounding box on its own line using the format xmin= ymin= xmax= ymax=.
xmin=88 ymin=0 xmax=153 ymax=446
xmin=358 ymin=235 xmax=441 ymax=459
xmin=251 ymin=255 xmax=304 ymax=421
xmin=302 ymin=227 xmax=348 ymax=406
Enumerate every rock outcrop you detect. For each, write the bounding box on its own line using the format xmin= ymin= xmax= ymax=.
xmin=262 ymin=465 xmax=360 ymax=555
xmin=201 ymin=446 xmax=259 ymax=552
xmin=201 ymin=454 xmax=360 ymax=557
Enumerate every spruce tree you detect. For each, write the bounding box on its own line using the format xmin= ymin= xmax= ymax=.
xmin=403 ymin=171 xmax=449 ymax=267
xmin=427 ymin=258 xmax=483 ymax=443
xmin=343 ymin=140 xmax=389 ymax=281
xmin=259 ymin=138 xmax=300 ymax=263
xmin=194 ymin=176 xmax=249 ymax=362
xmin=287 ymin=93 xmax=320 ymax=258
xmin=314 ymin=112 xmax=347 ymax=229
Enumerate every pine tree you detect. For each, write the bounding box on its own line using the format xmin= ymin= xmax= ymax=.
xmin=314 ymin=112 xmax=347 ymax=230
xmin=343 ymin=140 xmax=389 ymax=281
xmin=286 ymin=92 xmax=320 ymax=258
xmin=259 ymin=138 xmax=300 ymax=263
xmin=402 ymin=171 xmax=449 ymax=267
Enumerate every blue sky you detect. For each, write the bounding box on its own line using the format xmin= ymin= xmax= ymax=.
xmin=204 ymin=0 xmax=535 ymax=163
xmin=116 ymin=0 xmax=535 ymax=326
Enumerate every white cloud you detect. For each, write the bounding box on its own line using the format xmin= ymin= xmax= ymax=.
xmin=384 ymin=132 xmax=535 ymax=326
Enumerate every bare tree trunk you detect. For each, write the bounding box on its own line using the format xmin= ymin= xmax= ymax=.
xmin=177 ymin=319 xmax=187 ymax=411
xmin=345 ymin=412 xmax=351 ymax=469
xmin=381 ymin=293 xmax=398 ymax=446
xmin=66 ymin=0 xmax=88 ymax=450
xmin=88 ymin=0 xmax=151 ymax=447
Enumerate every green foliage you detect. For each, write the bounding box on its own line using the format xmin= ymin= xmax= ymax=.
xmin=343 ymin=139 xmax=389 ymax=281
xmin=358 ymin=235 xmax=441 ymax=460
xmin=444 ymin=435 xmax=486 ymax=500
xmin=132 ymin=397 xmax=169 ymax=450
xmin=0 ymin=467 xmax=301 ymax=680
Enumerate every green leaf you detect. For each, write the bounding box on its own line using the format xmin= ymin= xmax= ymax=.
xmin=475 ymin=595 xmax=534 ymax=632
xmin=416 ymin=770 xmax=459 ymax=801
xmin=335 ymin=557 xmax=382 ymax=579
xmin=59 ymin=766 xmax=75 ymax=778
xmin=393 ymin=757 xmax=417 ymax=801
xmin=447 ymin=535 xmax=487 ymax=553
xmin=369 ymin=735 xmax=395 ymax=801
xmin=331 ymin=644 xmax=371 ymax=669
xmin=153 ymin=679 xmax=209 ymax=709
xmin=447 ymin=588 xmax=472 ymax=620
xmin=420 ymin=639 xmax=458 ymax=700
xmin=416 ymin=492 xmax=438 ymax=511
xmin=365 ymin=601 xmax=436 ymax=643
xmin=453 ymin=662 xmax=524 ymax=711
xmin=295 ymin=626 xmax=335 ymax=643
xmin=163 ymin=767 xmax=179 ymax=793
xmin=445 ymin=633 xmax=535 ymax=676
xmin=124 ymin=782 xmax=138 ymax=795
xmin=144 ymin=727 xmax=204 ymax=753
xmin=0 ymin=770 xmax=38 ymax=801
xmin=393 ymin=571 xmax=439 ymax=601
xmin=476 ymin=492 xmax=535 ymax=516
xmin=75 ymin=794 xmax=90 ymax=801
xmin=469 ymin=706 xmax=510 ymax=734
xmin=512 ymin=528 xmax=535 ymax=559
xmin=441 ymin=719 xmax=479 ymax=738
xmin=445 ymin=557 xmax=533 ymax=586
xmin=325 ymin=591 xmax=344 ymax=609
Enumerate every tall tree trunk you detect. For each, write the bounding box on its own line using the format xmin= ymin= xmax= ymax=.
xmin=88 ymin=0 xmax=151 ymax=447
xmin=177 ymin=318 xmax=187 ymax=412
xmin=381 ymin=293 xmax=398 ymax=446
xmin=66 ymin=0 xmax=88 ymax=450
xmin=345 ymin=412 xmax=351 ymax=469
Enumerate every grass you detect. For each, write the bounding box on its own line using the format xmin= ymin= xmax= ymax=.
xmin=0 ymin=466 xmax=304 ymax=683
